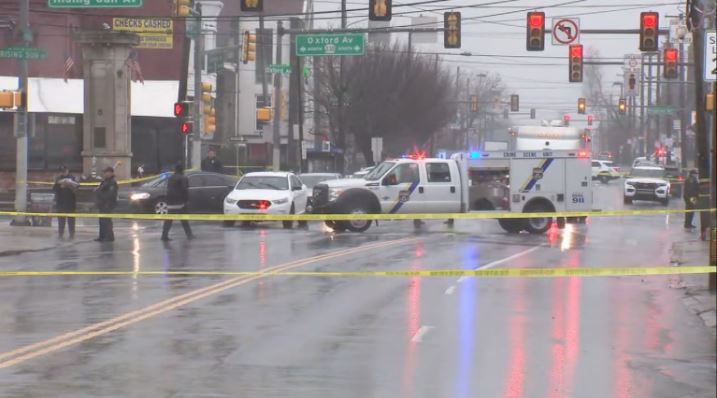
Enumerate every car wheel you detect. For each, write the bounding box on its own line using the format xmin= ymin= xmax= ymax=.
xmin=283 ymin=205 xmax=294 ymax=229
xmin=523 ymin=203 xmax=553 ymax=234
xmin=344 ymin=204 xmax=372 ymax=233
xmin=623 ymin=196 xmax=632 ymax=205
xmin=599 ymin=175 xmax=609 ymax=184
xmin=154 ymin=199 xmax=169 ymax=214
xmin=498 ymin=218 xmax=524 ymax=234
xmin=223 ymin=220 xmax=235 ymax=227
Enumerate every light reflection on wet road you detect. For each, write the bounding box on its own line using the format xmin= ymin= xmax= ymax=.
xmin=0 ymin=183 xmax=714 ymax=397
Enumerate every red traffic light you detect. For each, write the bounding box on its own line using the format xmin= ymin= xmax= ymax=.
xmin=528 ymin=12 xmax=544 ymax=27
xmin=641 ymin=12 xmax=657 ymax=28
xmin=664 ymin=48 xmax=677 ymax=61
xmin=570 ymin=45 xmax=583 ymax=58
xmin=180 ymin=121 xmax=192 ymax=135
xmin=174 ymin=102 xmax=190 ymax=117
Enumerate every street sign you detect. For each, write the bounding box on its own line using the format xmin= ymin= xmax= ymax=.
xmin=266 ymin=64 xmax=291 ymax=74
xmin=0 ymin=46 xmax=47 ymax=60
xmin=112 ymin=17 xmax=173 ymax=49
xmin=551 ymin=18 xmax=580 ymax=45
xmin=624 ymin=54 xmax=642 ymax=72
xmin=185 ymin=19 xmax=199 ymax=39
xmin=296 ymin=34 xmax=365 ymax=57
xmin=647 ymin=106 xmax=675 ymax=115
xmin=705 ymin=30 xmax=716 ymax=82
xmin=206 ymin=49 xmax=224 ymax=74
xmin=48 ymin=0 xmax=142 ymax=7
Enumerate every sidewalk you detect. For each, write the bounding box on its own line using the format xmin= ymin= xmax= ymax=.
xmin=671 ymin=239 xmax=716 ymax=339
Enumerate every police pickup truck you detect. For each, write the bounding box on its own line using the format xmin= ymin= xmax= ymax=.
xmin=310 ymin=150 xmax=593 ymax=234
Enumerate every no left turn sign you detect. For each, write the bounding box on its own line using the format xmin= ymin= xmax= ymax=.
xmin=552 ymin=18 xmax=580 ymax=45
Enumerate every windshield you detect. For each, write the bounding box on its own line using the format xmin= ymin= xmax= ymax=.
xmin=300 ymin=175 xmax=339 ymax=188
xmin=140 ymin=174 xmax=169 ymax=188
xmin=235 ymin=176 xmax=288 ymax=190
xmin=363 ymin=162 xmax=395 ymax=181
xmin=630 ymin=168 xmax=665 ymax=178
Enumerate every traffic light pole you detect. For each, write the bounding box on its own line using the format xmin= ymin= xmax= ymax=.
xmin=272 ymin=21 xmax=283 ymax=172
xmin=192 ymin=4 xmax=203 ymax=170
xmin=11 ymin=0 xmax=30 ymax=226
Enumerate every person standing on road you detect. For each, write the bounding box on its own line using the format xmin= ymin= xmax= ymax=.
xmin=52 ymin=165 xmax=79 ymax=239
xmin=161 ymin=163 xmax=194 ymax=241
xmin=201 ymin=148 xmax=223 ymax=173
xmin=95 ymin=167 xmax=118 ymax=242
xmin=683 ymin=169 xmax=699 ymax=230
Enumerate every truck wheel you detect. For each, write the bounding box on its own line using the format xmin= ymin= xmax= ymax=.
xmin=498 ymin=218 xmax=524 ymax=234
xmin=623 ymin=196 xmax=632 ymax=205
xmin=344 ymin=205 xmax=372 ymax=233
xmin=524 ymin=204 xmax=553 ymax=234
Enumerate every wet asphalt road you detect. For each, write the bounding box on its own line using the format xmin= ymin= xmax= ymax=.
xmin=0 ymin=183 xmax=715 ymax=398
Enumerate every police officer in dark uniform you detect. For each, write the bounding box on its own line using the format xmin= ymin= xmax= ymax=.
xmin=52 ymin=165 xmax=79 ymax=238
xmin=683 ymin=169 xmax=699 ymax=230
xmin=95 ymin=166 xmax=118 ymax=242
xmin=161 ymin=163 xmax=194 ymax=241
xmin=201 ymin=148 xmax=224 ymax=173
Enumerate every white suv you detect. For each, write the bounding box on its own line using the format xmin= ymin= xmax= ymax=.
xmin=623 ymin=166 xmax=670 ymax=205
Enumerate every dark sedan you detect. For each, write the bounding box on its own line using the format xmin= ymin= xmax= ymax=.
xmin=120 ymin=171 xmax=237 ymax=214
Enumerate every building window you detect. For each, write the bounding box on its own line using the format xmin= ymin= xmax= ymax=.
xmin=94 ymin=127 xmax=106 ymax=149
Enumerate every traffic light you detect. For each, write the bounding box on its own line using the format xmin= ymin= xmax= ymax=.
xmin=173 ymin=102 xmax=190 ymax=117
xmin=628 ymin=73 xmax=636 ymax=91
xmin=618 ymin=97 xmax=627 ymax=114
xmin=369 ymin=0 xmax=391 ymax=21
xmin=705 ymin=93 xmax=714 ymax=112
xmin=526 ymin=12 xmax=545 ymax=51
xmin=577 ymin=97 xmax=586 ymax=114
xmin=242 ymin=30 xmax=256 ymax=64
xmin=180 ymin=121 xmax=192 ymax=135
xmin=530 ymin=108 xmax=536 ymax=119
xmin=510 ymin=94 xmax=519 ymax=112
xmin=201 ymin=82 xmax=216 ymax=135
xmin=444 ymin=12 xmax=461 ymax=49
xmin=256 ymin=107 xmax=272 ymax=122
xmin=663 ymin=48 xmax=678 ymax=79
xmin=173 ymin=0 xmax=192 ymax=17
xmin=569 ymin=44 xmax=583 ymax=82
xmin=587 ymin=114 xmax=593 ymax=126
xmin=563 ymin=114 xmax=570 ymax=126
xmin=470 ymin=95 xmax=478 ymax=113
xmin=240 ymin=0 xmax=263 ymax=12
xmin=639 ymin=12 xmax=659 ymax=52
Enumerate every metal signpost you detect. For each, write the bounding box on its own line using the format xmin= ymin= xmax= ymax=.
xmin=48 ymin=0 xmax=142 ymax=7
xmin=296 ymin=33 xmax=365 ymax=57
xmin=551 ymin=18 xmax=580 ymax=45
xmin=0 ymin=46 xmax=47 ymax=59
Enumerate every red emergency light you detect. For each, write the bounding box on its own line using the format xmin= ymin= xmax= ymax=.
xmin=577 ymin=150 xmax=589 ymax=158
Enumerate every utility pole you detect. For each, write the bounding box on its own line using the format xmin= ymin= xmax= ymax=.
xmin=337 ymin=0 xmax=347 ymax=172
xmin=647 ymin=53 xmax=654 ymax=155
xmin=11 ymin=0 xmax=29 ymax=226
xmin=679 ymin=24 xmax=688 ymax=168
xmin=640 ymin=53 xmax=647 ymax=156
xmin=272 ymin=21 xmax=283 ymax=172
xmin=192 ymin=3 xmax=204 ymax=170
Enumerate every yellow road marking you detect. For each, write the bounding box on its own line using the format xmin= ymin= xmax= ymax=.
xmin=0 ymin=237 xmax=419 ymax=369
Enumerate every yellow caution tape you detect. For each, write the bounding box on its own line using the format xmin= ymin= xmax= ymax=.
xmin=0 ymin=266 xmax=713 ymax=278
xmin=0 ymin=208 xmax=714 ymax=221
xmin=26 ymin=169 xmax=199 ymax=187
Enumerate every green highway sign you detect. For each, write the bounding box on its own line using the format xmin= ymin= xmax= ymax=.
xmin=647 ymin=106 xmax=675 ymax=115
xmin=296 ymin=34 xmax=365 ymax=57
xmin=266 ymin=64 xmax=291 ymax=74
xmin=0 ymin=46 xmax=47 ymax=60
xmin=48 ymin=0 xmax=143 ymax=8
xmin=206 ymin=49 xmax=224 ymax=74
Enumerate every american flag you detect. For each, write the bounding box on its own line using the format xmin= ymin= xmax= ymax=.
xmin=125 ymin=50 xmax=145 ymax=84
xmin=63 ymin=53 xmax=74 ymax=83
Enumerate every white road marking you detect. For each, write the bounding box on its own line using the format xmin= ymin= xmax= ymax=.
xmin=444 ymin=285 xmax=456 ymax=295
xmin=458 ymin=245 xmax=543 ymax=283
xmin=411 ymin=325 xmax=434 ymax=343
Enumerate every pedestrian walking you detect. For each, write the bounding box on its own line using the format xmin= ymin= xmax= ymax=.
xmin=52 ymin=165 xmax=79 ymax=239
xmin=95 ymin=166 xmax=118 ymax=242
xmin=201 ymin=148 xmax=224 ymax=173
xmin=683 ymin=169 xmax=699 ymax=230
xmin=161 ymin=163 xmax=194 ymax=241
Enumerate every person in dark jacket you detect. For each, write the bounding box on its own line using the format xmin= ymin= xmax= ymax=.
xmin=52 ymin=166 xmax=79 ymax=238
xmin=161 ymin=163 xmax=194 ymax=241
xmin=95 ymin=167 xmax=118 ymax=242
xmin=201 ymin=149 xmax=223 ymax=173
xmin=683 ymin=169 xmax=699 ymax=229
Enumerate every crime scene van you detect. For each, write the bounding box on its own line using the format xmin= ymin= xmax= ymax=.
xmin=310 ymin=150 xmax=593 ymax=233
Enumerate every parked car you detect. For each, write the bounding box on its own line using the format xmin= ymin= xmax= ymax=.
xmin=223 ymin=172 xmax=308 ymax=228
xmin=623 ymin=166 xmax=670 ymax=205
xmin=591 ymin=160 xmax=621 ymax=183
xmin=120 ymin=171 xmax=237 ymax=214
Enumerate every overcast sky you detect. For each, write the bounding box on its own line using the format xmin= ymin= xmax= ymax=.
xmin=313 ymin=0 xmax=687 ymax=123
